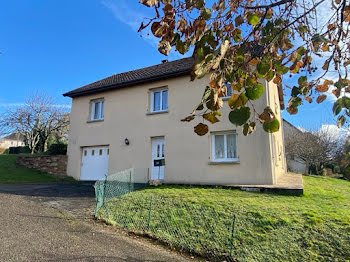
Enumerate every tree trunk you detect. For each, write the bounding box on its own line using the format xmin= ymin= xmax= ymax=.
xmin=43 ymin=137 xmax=49 ymax=152
xmin=304 ymin=160 xmax=309 ymax=175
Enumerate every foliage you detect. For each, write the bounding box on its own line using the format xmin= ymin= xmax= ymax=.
xmin=8 ymin=146 xmax=30 ymax=154
xmin=98 ymin=175 xmax=350 ymax=261
xmin=139 ymin=0 xmax=350 ymax=135
xmin=46 ymin=143 xmax=67 ymax=155
xmin=0 ymin=155 xmax=75 ymax=183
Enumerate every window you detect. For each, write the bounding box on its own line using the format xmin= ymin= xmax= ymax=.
xmin=211 ymin=132 xmax=238 ymax=162
xmin=91 ymin=150 xmax=95 ymax=156
xmin=225 ymin=82 xmax=233 ymax=98
xmin=99 ymin=149 xmax=103 ymax=155
xmin=150 ymin=88 xmax=168 ymax=112
xmin=90 ymin=99 xmax=104 ymax=121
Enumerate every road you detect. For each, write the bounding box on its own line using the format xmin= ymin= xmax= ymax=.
xmin=0 ymin=183 xmax=196 ymax=262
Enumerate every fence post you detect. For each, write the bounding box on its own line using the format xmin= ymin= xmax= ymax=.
xmin=129 ymin=170 xmax=132 ymax=193
xmin=146 ymin=195 xmax=153 ymax=232
xmin=103 ymin=174 xmax=110 ymax=219
xmin=229 ymin=214 xmax=236 ymax=258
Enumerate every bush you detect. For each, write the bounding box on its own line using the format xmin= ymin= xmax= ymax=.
xmin=47 ymin=143 xmax=67 ymax=155
xmin=8 ymin=146 xmax=30 ymax=154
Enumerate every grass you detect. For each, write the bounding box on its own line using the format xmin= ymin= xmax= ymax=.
xmin=0 ymin=154 xmax=75 ymax=183
xmin=97 ymin=176 xmax=350 ymax=261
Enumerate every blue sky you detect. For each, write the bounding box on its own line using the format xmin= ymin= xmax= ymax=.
xmin=0 ymin=0 xmax=337 ymax=130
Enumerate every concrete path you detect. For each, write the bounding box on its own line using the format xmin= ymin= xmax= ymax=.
xmin=0 ymin=183 xmax=197 ymax=262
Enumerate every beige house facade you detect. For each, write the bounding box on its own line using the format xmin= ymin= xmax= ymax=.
xmin=64 ymin=57 xmax=286 ymax=185
xmin=0 ymin=133 xmax=25 ymax=149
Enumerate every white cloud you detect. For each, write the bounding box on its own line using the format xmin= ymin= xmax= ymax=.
xmin=101 ymin=0 xmax=158 ymax=48
xmin=318 ymin=124 xmax=350 ymax=140
xmin=101 ymin=0 xmax=183 ymax=60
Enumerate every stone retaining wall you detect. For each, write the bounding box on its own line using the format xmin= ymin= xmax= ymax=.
xmin=16 ymin=155 xmax=67 ymax=178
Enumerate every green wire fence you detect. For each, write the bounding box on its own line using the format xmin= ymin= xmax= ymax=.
xmin=94 ymin=168 xmax=236 ymax=261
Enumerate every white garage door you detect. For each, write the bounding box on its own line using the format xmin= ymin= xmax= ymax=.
xmin=80 ymin=146 xmax=109 ymax=181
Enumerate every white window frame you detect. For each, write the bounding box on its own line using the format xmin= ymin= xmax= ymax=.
xmin=90 ymin=99 xmax=104 ymax=121
xmin=150 ymin=88 xmax=168 ymax=113
xmin=211 ymin=132 xmax=238 ymax=162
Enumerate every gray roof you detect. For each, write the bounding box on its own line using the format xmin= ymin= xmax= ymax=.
xmin=1 ymin=133 xmax=25 ymax=141
xmin=63 ymin=57 xmax=194 ymax=98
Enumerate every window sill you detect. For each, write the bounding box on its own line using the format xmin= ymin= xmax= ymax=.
xmin=208 ymin=160 xmax=240 ymax=165
xmin=222 ymin=97 xmax=230 ymax=101
xmin=146 ymin=110 xmax=169 ymax=116
xmin=87 ymin=119 xmax=104 ymax=123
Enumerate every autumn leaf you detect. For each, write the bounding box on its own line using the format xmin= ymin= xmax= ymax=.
xmin=243 ymin=122 xmax=256 ymax=136
xmin=194 ymin=123 xmax=208 ymax=136
xmin=181 ymin=115 xmax=195 ymax=122
xmin=140 ymin=0 xmax=159 ymax=7
xmin=203 ymin=112 xmax=220 ymax=123
xmin=235 ymin=15 xmax=244 ymax=27
xmin=316 ymin=95 xmax=327 ymax=103
xmin=258 ymin=106 xmax=275 ymax=123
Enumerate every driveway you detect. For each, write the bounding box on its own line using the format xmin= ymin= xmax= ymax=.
xmin=0 ymin=183 xmax=197 ymax=262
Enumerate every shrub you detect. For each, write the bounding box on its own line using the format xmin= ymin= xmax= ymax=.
xmin=8 ymin=146 xmax=30 ymax=154
xmin=47 ymin=143 xmax=67 ymax=155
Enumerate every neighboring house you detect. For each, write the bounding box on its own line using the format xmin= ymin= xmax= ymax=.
xmin=0 ymin=133 xmax=25 ymax=149
xmin=283 ymin=119 xmax=307 ymax=174
xmin=63 ymin=57 xmax=287 ymax=185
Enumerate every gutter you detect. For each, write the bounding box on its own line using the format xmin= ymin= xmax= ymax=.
xmin=63 ymin=68 xmax=191 ymax=98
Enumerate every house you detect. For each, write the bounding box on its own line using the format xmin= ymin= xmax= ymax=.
xmin=63 ymin=57 xmax=287 ymax=185
xmin=283 ymin=119 xmax=307 ymax=174
xmin=0 ymin=133 xmax=25 ymax=149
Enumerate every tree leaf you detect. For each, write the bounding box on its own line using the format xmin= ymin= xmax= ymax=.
xmin=235 ymin=15 xmax=244 ymax=27
xmin=232 ymin=28 xmax=242 ymax=42
xmin=316 ymin=95 xmax=327 ymax=103
xmin=247 ymin=13 xmax=260 ymax=26
xmin=337 ymin=115 xmax=346 ymax=128
xmin=203 ymin=112 xmax=220 ymax=123
xmin=194 ymin=123 xmax=208 ymax=136
xmin=228 ymin=93 xmax=248 ymax=109
xmin=243 ymin=122 xmax=256 ymax=136
xmin=257 ymin=59 xmax=271 ymax=76
xmin=158 ymin=39 xmax=171 ymax=55
xmin=201 ymin=8 xmax=211 ymax=20
xmin=140 ymin=0 xmax=159 ymax=7
xmin=258 ymin=106 xmax=275 ymax=123
xmin=287 ymin=106 xmax=298 ymax=115
xmin=263 ymin=119 xmax=280 ymax=133
xmin=181 ymin=115 xmax=195 ymax=122
xmin=229 ymin=107 xmax=251 ymax=126
xmin=298 ymin=76 xmax=307 ymax=86
xmin=245 ymin=83 xmax=264 ymax=100
xmin=333 ymin=99 xmax=343 ymax=115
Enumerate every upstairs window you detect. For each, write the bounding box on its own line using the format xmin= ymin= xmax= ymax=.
xmin=223 ymin=82 xmax=233 ymax=99
xmin=90 ymin=99 xmax=104 ymax=121
xmin=150 ymin=88 xmax=168 ymax=113
xmin=211 ymin=132 xmax=238 ymax=162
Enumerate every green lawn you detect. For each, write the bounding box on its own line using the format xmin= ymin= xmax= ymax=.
xmin=97 ymin=176 xmax=350 ymax=261
xmin=0 ymin=154 xmax=75 ymax=183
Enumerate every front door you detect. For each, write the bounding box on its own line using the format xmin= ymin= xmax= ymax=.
xmin=151 ymin=137 xmax=165 ymax=180
xmin=80 ymin=146 xmax=109 ymax=181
